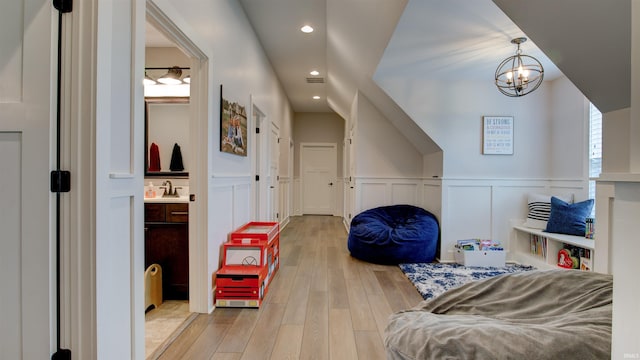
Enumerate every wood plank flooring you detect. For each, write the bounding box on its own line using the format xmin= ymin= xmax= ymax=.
xmin=158 ymin=215 xmax=424 ymax=359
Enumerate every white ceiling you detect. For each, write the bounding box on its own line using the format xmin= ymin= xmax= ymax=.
xmin=238 ymin=0 xmax=565 ymax=115
xmin=147 ymin=0 xmax=630 ymax=127
xmin=239 ymin=0 xmax=330 ymax=113
xmin=492 ymin=0 xmax=630 ymax=113
xmin=239 ymin=0 xmax=630 ymax=115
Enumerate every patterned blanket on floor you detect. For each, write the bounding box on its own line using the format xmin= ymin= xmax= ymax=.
xmin=398 ymin=262 xmax=535 ymax=300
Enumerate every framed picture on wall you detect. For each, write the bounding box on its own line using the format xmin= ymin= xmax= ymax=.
xmin=482 ymin=116 xmax=513 ymax=155
xmin=220 ymin=84 xmax=248 ymax=156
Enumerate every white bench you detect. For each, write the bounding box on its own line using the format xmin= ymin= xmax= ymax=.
xmin=511 ymin=224 xmax=595 ymax=271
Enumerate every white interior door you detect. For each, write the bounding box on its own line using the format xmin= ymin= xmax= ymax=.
xmin=343 ymin=137 xmax=354 ymax=222
xmin=93 ymin=0 xmax=146 ymax=358
xmin=268 ymin=122 xmax=279 ymax=221
xmin=252 ymin=104 xmax=263 ymax=220
xmin=301 ymin=143 xmax=337 ymax=215
xmin=0 ymin=1 xmax=54 ymax=358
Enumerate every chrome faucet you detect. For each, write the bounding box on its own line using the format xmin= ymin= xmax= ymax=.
xmin=162 ymin=180 xmax=176 ymax=197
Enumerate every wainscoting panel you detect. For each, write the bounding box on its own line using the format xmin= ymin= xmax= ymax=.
xmin=97 ymin=196 xmax=134 ymax=359
xmin=422 ymin=181 xmax=442 ymax=221
xmin=279 ymin=177 xmax=291 ymax=226
xmin=209 ymin=175 xmax=252 ymax=310
xmin=444 ymin=185 xmax=493 ymax=243
xmin=293 ymin=178 xmax=301 ymax=215
xmin=354 ymin=177 xmax=429 ymax=216
xmin=0 ymin=133 xmax=22 ymax=359
xmin=359 ymin=182 xmax=388 ymax=211
xmin=342 ymin=176 xmax=587 ymax=262
xmin=439 ymin=178 xmax=586 ymax=262
xmin=391 ymin=183 xmax=420 ymax=206
xmin=233 ymin=183 xmax=252 ymax=229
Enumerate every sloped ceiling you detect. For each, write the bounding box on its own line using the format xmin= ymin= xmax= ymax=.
xmin=493 ymin=0 xmax=631 ymax=113
xmin=239 ymin=0 xmax=630 ymax=154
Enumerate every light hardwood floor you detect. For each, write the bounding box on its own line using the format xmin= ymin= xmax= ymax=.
xmin=158 ymin=215 xmax=424 ymax=359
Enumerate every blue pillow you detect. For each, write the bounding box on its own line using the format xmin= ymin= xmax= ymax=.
xmin=545 ymin=196 xmax=594 ymax=236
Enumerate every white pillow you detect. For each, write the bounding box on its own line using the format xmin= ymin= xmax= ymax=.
xmin=523 ymin=193 xmax=573 ymax=229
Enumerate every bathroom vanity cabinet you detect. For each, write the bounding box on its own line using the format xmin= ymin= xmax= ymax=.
xmin=144 ymin=202 xmax=189 ymax=300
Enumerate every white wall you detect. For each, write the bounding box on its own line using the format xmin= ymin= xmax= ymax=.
xmin=548 ymin=76 xmax=590 ymax=180
xmin=601 ymin=3 xmax=640 ymax=357
xmin=354 ymin=92 xmax=423 ymax=178
xmin=366 ymin=72 xmax=590 ymax=260
xmin=376 ymin=76 xmax=556 ymax=178
xmin=293 ymin=112 xmax=345 ymax=177
xmin=152 ymin=0 xmax=294 ymax=311
xmin=602 ymin=107 xmax=631 ymax=173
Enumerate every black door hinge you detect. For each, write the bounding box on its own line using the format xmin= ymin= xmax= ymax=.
xmin=256 ymin=127 xmax=260 ymax=134
xmin=52 ymin=349 xmax=72 ymax=360
xmin=255 ymin=175 xmax=260 ymax=181
xmin=51 ymin=170 xmax=71 ymax=193
xmin=53 ymin=0 xmax=72 ymax=13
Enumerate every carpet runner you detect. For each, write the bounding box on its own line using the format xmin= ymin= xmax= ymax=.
xmin=399 ymin=262 xmax=535 ymax=300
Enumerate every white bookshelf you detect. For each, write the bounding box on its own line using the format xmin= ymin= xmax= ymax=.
xmin=511 ymin=224 xmax=595 ymax=271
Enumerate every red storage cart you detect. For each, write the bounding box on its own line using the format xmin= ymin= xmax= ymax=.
xmin=215 ymin=222 xmax=280 ymax=308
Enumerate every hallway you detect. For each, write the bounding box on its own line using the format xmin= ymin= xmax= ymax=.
xmin=155 ymin=215 xmax=423 ymax=359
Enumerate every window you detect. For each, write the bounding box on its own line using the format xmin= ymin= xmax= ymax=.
xmin=588 ymin=103 xmax=602 ymax=206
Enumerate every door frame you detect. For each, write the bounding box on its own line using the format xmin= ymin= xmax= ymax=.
xmin=268 ymin=122 xmax=280 ymax=222
xmin=250 ymin=98 xmax=267 ymax=220
xmin=146 ymin=1 xmax=210 ymax=313
xmin=300 ymin=142 xmax=338 ymax=215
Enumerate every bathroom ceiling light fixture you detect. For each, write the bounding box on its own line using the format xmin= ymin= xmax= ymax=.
xmin=309 ymin=70 xmax=320 ymax=76
xmin=301 ymin=25 xmax=314 ymax=33
xmin=144 ymin=72 xmax=157 ymax=86
xmin=157 ymin=66 xmax=184 ymax=85
xmin=145 ymin=66 xmax=190 ymax=85
xmin=494 ymin=37 xmax=544 ymax=97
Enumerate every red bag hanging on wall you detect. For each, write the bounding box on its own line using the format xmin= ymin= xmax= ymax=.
xmin=148 ymin=142 xmax=161 ymax=172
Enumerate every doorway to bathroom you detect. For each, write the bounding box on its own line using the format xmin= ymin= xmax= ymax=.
xmin=144 ymin=1 xmax=209 ymax=357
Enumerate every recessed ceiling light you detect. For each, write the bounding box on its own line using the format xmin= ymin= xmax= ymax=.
xmin=313 ymin=95 xmax=321 ymax=100
xmin=301 ymin=25 xmax=314 ymax=33
xmin=310 ymin=70 xmax=320 ymax=76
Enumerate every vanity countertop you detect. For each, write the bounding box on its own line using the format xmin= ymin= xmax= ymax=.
xmin=144 ymin=196 xmax=189 ymax=203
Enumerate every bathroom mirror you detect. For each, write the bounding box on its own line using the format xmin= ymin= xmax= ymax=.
xmin=145 ymin=97 xmax=190 ymax=177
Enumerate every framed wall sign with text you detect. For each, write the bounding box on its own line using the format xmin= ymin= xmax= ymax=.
xmin=482 ymin=116 xmax=513 ymax=155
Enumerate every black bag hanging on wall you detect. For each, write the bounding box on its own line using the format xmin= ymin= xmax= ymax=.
xmin=169 ymin=143 xmax=184 ymax=171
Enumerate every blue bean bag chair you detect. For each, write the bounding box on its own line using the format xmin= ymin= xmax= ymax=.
xmin=348 ymin=205 xmax=439 ymax=264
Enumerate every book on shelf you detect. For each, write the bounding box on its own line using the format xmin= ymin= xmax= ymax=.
xmin=529 ymin=234 xmax=547 ymax=258
xmin=585 ymin=217 xmax=595 ymax=239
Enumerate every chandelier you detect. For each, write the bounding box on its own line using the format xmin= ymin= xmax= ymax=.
xmin=495 ymin=37 xmax=544 ymax=97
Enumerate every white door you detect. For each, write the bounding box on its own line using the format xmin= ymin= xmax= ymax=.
xmin=343 ymin=137 xmax=354 ymax=222
xmin=301 ymin=143 xmax=337 ymax=215
xmin=0 ymin=1 xmax=55 ymax=358
xmin=93 ymin=0 xmax=146 ymax=358
xmin=268 ymin=122 xmax=279 ymax=222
